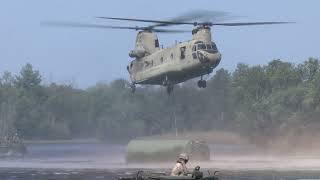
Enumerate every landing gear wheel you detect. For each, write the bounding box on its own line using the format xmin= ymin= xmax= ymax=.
xmin=197 ymin=80 xmax=207 ymax=88
xmin=202 ymin=80 xmax=207 ymax=88
xmin=197 ymin=80 xmax=202 ymax=88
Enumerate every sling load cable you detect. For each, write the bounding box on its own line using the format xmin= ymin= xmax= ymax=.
xmin=167 ymin=89 xmax=178 ymax=137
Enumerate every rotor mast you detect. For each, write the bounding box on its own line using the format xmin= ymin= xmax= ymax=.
xmin=192 ymin=26 xmax=212 ymax=43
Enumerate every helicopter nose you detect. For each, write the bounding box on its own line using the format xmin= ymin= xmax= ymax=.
xmin=197 ymin=51 xmax=221 ymax=68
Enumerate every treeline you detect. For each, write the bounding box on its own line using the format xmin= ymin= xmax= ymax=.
xmin=0 ymin=59 xmax=319 ymax=143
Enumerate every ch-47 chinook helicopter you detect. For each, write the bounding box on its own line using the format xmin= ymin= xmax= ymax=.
xmin=43 ymin=11 xmax=292 ymax=94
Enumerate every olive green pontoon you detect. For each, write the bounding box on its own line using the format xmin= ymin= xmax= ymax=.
xmin=126 ymin=139 xmax=210 ymax=163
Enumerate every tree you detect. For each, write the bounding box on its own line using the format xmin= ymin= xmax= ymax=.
xmin=15 ymin=63 xmax=41 ymax=91
xmin=206 ymin=69 xmax=234 ymax=129
xmin=298 ymin=58 xmax=320 ymax=82
xmin=13 ymin=63 xmax=46 ymax=138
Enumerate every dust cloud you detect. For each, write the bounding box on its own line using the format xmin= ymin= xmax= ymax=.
xmin=0 ymin=131 xmax=319 ymax=171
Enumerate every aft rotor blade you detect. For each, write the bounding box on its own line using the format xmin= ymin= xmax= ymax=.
xmin=41 ymin=21 xmax=140 ymax=30
xmin=41 ymin=21 xmax=188 ymax=33
xmin=98 ymin=10 xmax=233 ymax=28
xmin=211 ymin=21 xmax=294 ymax=26
xmin=97 ymin=17 xmax=195 ymax=25
xmin=151 ymin=10 xmax=233 ymax=28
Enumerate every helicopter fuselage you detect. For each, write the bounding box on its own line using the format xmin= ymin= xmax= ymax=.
xmin=43 ymin=12 xmax=291 ymax=92
xmin=127 ymin=26 xmax=221 ymax=86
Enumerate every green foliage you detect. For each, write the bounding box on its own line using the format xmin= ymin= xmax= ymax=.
xmin=14 ymin=63 xmax=41 ymax=91
xmin=0 ymin=59 xmax=319 ymax=141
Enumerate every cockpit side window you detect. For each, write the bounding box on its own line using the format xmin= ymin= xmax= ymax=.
xmin=211 ymin=42 xmax=218 ymax=51
xmin=155 ymin=39 xmax=159 ymax=48
xmin=180 ymin=46 xmax=186 ymax=60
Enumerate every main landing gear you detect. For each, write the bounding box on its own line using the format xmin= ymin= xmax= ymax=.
xmin=163 ymin=77 xmax=174 ymax=95
xmin=166 ymin=84 xmax=174 ymax=94
xmin=130 ymin=83 xmax=136 ymax=93
xmin=197 ymin=76 xmax=207 ymax=88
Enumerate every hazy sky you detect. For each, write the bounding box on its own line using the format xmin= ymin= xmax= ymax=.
xmin=0 ymin=0 xmax=319 ymax=88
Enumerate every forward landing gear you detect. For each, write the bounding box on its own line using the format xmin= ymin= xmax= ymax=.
xmin=197 ymin=76 xmax=207 ymax=88
xmin=197 ymin=80 xmax=206 ymax=88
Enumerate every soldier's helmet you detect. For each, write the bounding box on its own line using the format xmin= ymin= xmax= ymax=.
xmin=178 ymin=153 xmax=189 ymax=163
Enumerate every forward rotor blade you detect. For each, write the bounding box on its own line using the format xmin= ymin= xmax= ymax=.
xmin=211 ymin=21 xmax=294 ymax=26
xmin=153 ymin=29 xmax=189 ymax=33
xmin=41 ymin=21 xmax=140 ymax=30
xmin=167 ymin=10 xmax=231 ymax=22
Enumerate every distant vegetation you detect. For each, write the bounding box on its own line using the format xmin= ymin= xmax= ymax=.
xmin=0 ymin=59 xmax=319 ymax=146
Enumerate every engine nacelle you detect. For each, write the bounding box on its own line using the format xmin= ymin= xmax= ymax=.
xmin=129 ymin=49 xmax=146 ymax=58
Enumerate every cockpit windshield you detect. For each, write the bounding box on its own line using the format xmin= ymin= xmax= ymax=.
xmin=206 ymin=44 xmax=212 ymax=49
xmin=197 ymin=44 xmax=206 ymax=50
xmin=195 ymin=42 xmax=218 ymax=52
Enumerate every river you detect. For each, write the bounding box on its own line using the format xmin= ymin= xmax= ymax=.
xmin=0 ymin=143 xmax=319 ymax=179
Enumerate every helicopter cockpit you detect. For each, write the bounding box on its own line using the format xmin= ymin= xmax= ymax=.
xmin=192 ymin=41 xmax=219 ymax=60
xmin=192 ymin=42 xmax=218 ymax=53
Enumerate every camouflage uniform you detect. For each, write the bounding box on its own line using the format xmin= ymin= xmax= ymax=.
xmin=170 ymin=153 xmax=189 ymax=176
xmin=12 ymin=133 xmax=20 ymax=144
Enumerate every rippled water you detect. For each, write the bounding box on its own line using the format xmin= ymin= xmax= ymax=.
xmin=0 ymin=168 xmax=319 ymax=180
xmin=0 ymin=168 xmax=118 ymax=180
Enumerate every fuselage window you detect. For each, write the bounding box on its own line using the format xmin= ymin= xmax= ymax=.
xmin=180 ymin=46 xmax=186 ymax=60
xmin=192 ymin=45 xmax=197 ymax=52
xmin=155 ymin=39 xmax=159 ymax=48
xmin=192 ymin=45 xmax=197 ymax=59
xmin=144 ymin=61 xmax=149 ymax=68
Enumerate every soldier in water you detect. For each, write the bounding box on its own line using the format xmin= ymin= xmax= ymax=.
xmin=12 ymin=133 xmax=20 ymax=144
xmin=170 ymin=153 xmax=189 ymax=176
